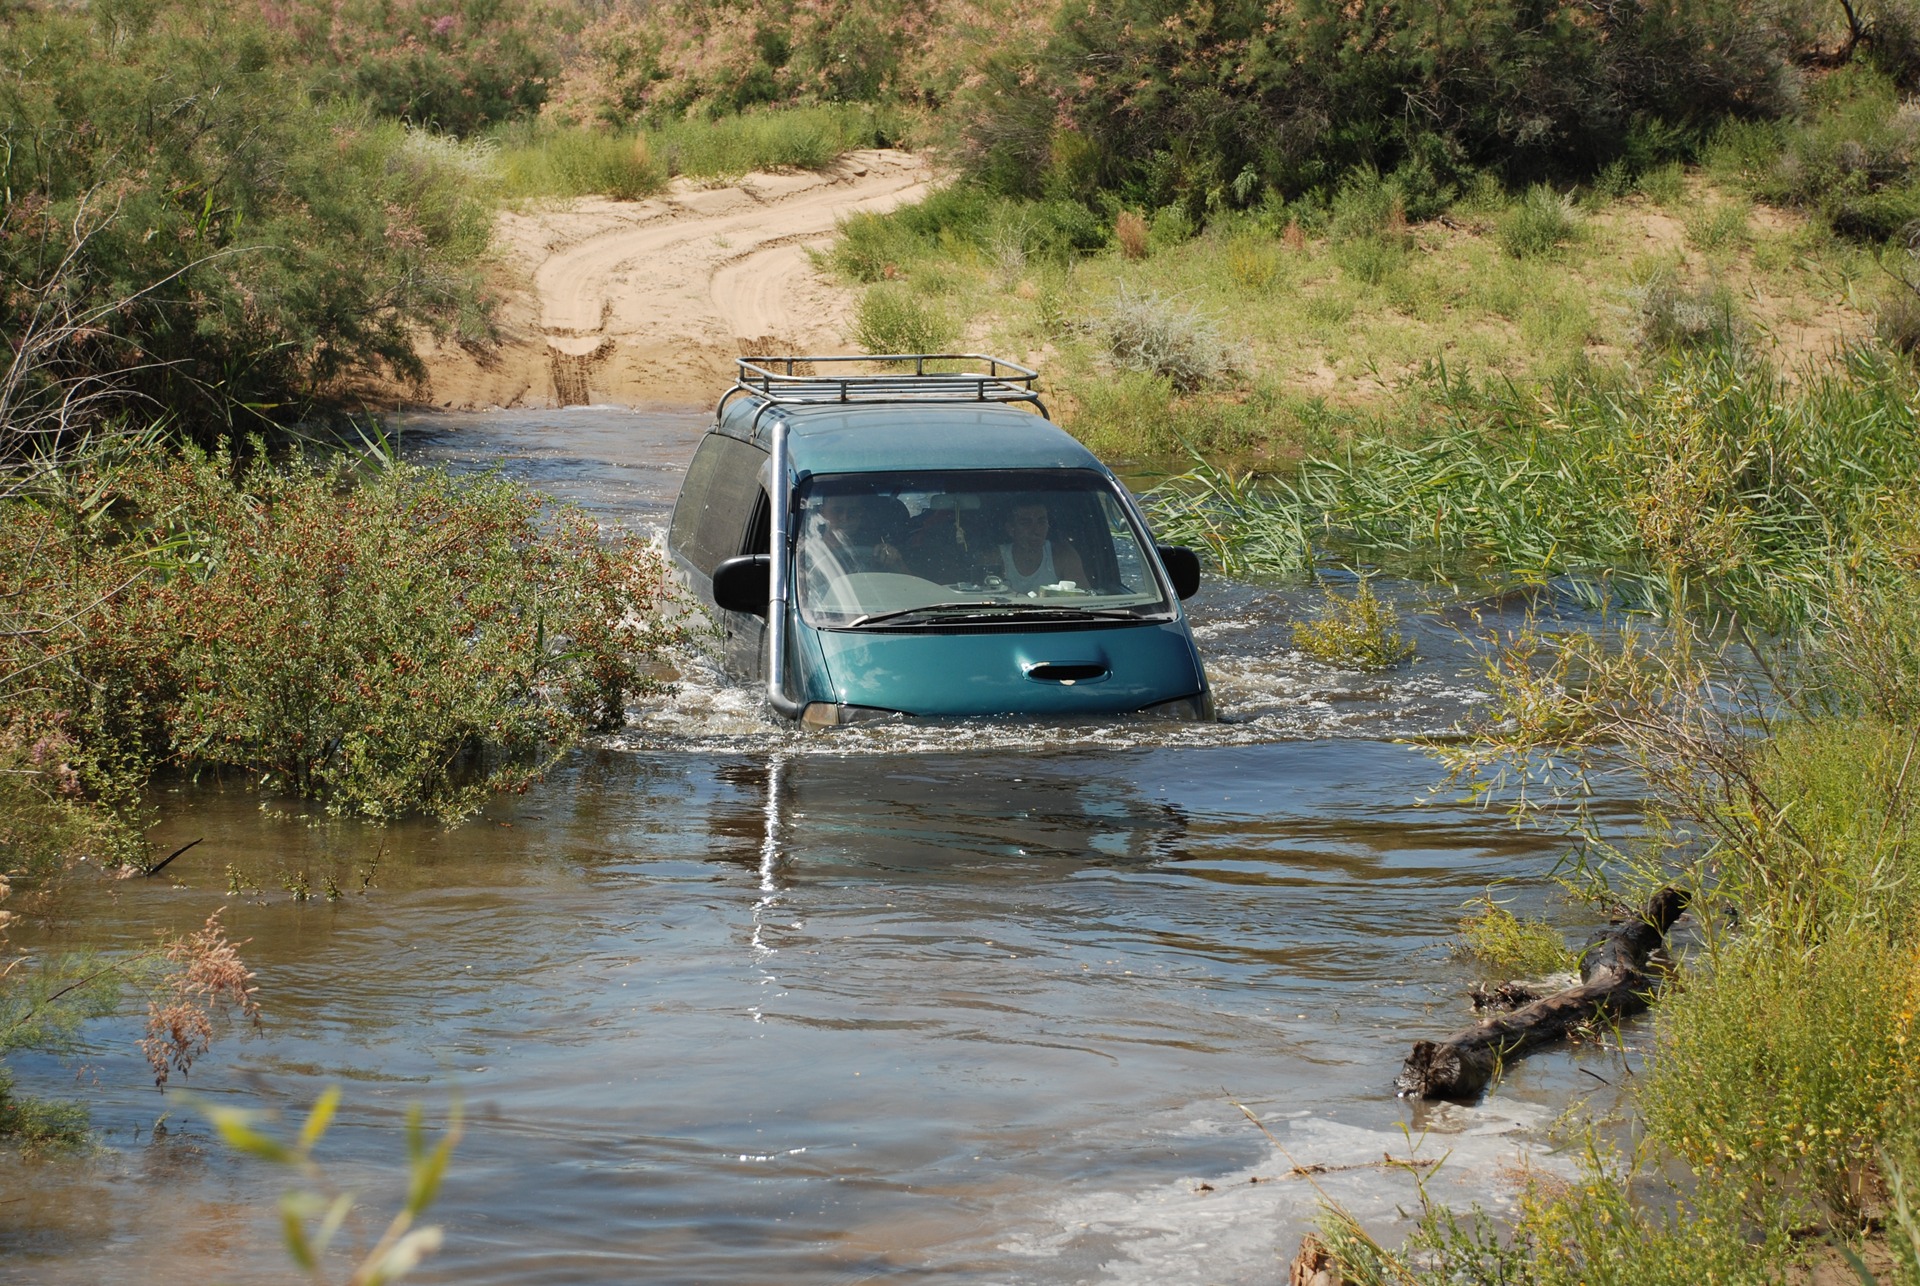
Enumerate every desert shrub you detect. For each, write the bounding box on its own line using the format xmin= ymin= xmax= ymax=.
xmin=958 ymin=0 xmax=1796 ymax=216
xmin=829 ymin=188 xmax=1104 ymax=286
xmin=1328 ymin=170 xmax=1405 ymax=243
xmin=0 ymin=451 xmax=689 ymax=824
xmin=0 ymin=0 xmax=496 ymax=445
xmin=550 ymin=0 xmax=1016 ymax=123
xmin=1452 ymin=894 xmax=1577 ymax=977
xmin=1225 ymin=234 xmax=1282 ymax=290
xmin=1291 ymin=579 xmax=1416 ymax=669
xmin=832 ymin=209 xmax=926 ymax=282
xmin=1097 ymin=286 xmax=1234 ymax=391
xmin=853 ymin=286 xmax=957 ymax=354
xmin=1750 ymin=66 xmax=1920 ymax=241
xmin=297 ymin=0 xmax=559 ymax=135
xmin=1498 ymin=185 xmax=1583 ymax=258
xmin=1633 ymin=274 xmax=1744 ymax=350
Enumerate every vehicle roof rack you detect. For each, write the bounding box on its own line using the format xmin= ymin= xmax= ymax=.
xmin=722 ymin=354 xmax=1048 ymax=420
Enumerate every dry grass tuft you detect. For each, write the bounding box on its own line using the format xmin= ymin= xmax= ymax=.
xmin=139 ymin=910 xmax=261 ymax=1087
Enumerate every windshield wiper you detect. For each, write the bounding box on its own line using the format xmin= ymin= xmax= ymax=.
xmin=847 ymin=601 xmax=1144 ymax=628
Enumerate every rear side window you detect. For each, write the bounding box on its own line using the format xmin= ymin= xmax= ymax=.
xmin=669 ymin=434 xmax=769 ymax=575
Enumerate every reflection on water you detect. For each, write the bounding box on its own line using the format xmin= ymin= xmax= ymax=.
xmin=0 ymin=409 xmax=1641 ymax=1285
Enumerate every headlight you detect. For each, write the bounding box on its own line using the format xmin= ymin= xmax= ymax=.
xmin=799 ymin=702 xmax=905 ymax=728
xmin=1134 ymin=692 xmax=1214 ymax=721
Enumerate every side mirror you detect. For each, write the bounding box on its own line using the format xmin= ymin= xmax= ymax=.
xmin=712 ymin=554 xmax=770 ymax=616
xmin=1155 ymin=545 xmax=1201 ymax=600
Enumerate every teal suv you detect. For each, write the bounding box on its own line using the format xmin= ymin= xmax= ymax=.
xmin=667 ymin=355 xmax=1212 ymax=727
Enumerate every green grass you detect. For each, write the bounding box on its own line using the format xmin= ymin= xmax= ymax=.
xmin=491 ymin=104 xmax=910 ymax=200
xmin=821 ymin=157 xmax=1870 ymax=475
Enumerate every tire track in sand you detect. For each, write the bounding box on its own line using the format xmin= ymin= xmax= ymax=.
xmin=412 ymin=149 xmax=931 ymax=409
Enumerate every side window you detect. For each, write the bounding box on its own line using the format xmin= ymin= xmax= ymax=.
xmin=669 ymin=433 xmax=770 ymax=576
xmin=669 ymin=435 xmax=726 ymax=566
xmin=741 ymin=489 xmax=770 ymax=557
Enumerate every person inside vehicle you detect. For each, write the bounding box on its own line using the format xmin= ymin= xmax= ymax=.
xmin=997 ymin=499 xmax=1086 ymax=592
xmin=806 ymin=492 xmax=910 ymax=577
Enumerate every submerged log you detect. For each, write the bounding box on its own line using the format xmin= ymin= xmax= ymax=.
xmin=1396 ymin=887 xmax=1690 ymax=1101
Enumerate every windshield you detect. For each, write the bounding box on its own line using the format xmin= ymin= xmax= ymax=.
xmin=793 ymin=469 xmax=1175 ymax=628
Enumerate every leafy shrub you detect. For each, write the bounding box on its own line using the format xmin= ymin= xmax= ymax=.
xmin=1753 ymin=67 xmax=1920 ymax=241
xmin=1452 ymin=895 xmax=1577 ymax=977
xmin=853 ymin=286 xmax=957 ymax=354
xmin=832 ymin=210 xmax=924 ymax=282
xmin=1097 ymin=286 xmax=1234 ymax=391
xmin=1291 ymin=579 xmax=1416 ymax=669
xmin=958 ymin=0 xmax=1796 ymax=216
xmin=1148 ymin=204 xmax=1197 ymax=251
xmin=308 ymin=0 xmax=558 ymax=135
xmin=1498 ymin=185 xmax=1584 ymax=258
xmin=0 ymin=0 xmax=496 ymax=444
xmin=0 ymin=451 xmax=689 ymax=824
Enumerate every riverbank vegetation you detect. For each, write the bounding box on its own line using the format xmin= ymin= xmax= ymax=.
xmin=1 ymin=0 xmax=713 ymax=1143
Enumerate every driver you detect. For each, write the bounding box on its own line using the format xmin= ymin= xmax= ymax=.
xmin=808 ymin=493 xmax=909 ymax=576
xmin=998 ymin=500 xmax=1086 ymax=592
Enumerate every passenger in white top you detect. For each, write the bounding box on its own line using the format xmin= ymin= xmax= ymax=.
xmin=997 ymin=500 xmax=1086 ymax=592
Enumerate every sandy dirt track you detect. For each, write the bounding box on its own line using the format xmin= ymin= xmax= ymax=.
xmin=410 ymin=149 xmax=932 ymax=410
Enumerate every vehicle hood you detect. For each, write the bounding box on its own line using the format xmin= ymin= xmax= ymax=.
xmin=812 ymin=622 xmax=1205 ymax=716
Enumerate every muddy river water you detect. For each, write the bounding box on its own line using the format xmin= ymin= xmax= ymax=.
xmin=4 ymin=408 xmax=1642 ymax=1284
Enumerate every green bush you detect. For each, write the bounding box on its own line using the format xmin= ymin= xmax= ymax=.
xmin=299 ymin=0 xmax=559 ymax=135
xmin=958 ymin=0 xmax=1795 ymax=215
xmin=0 ymin=451 xmax=689 ymax=824
xmin=1497 ymin=185 xmax=1583 ymax=258
xmin=853 ymin=285 xmax=958 ymax=354
xmin=1290 ymin=579 xmax=1416 ymax=669
xmin=1642 ymin=921 xmax=1920 ymax=1219
xmin=1452 ymin=895 xmax=1576 ymax=977
xmin=0 ymin=0 xmax=496 ymax=445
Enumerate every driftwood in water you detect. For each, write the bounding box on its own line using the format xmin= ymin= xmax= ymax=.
xmin=1396 ymin=887 xmax=1690 ymax=1101
xmin=1288 ymin=1233 xmax=1341 ymax=1286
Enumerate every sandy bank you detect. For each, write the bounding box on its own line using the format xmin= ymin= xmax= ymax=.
xmin=408 ymin=148 xmax=932 ymax=411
